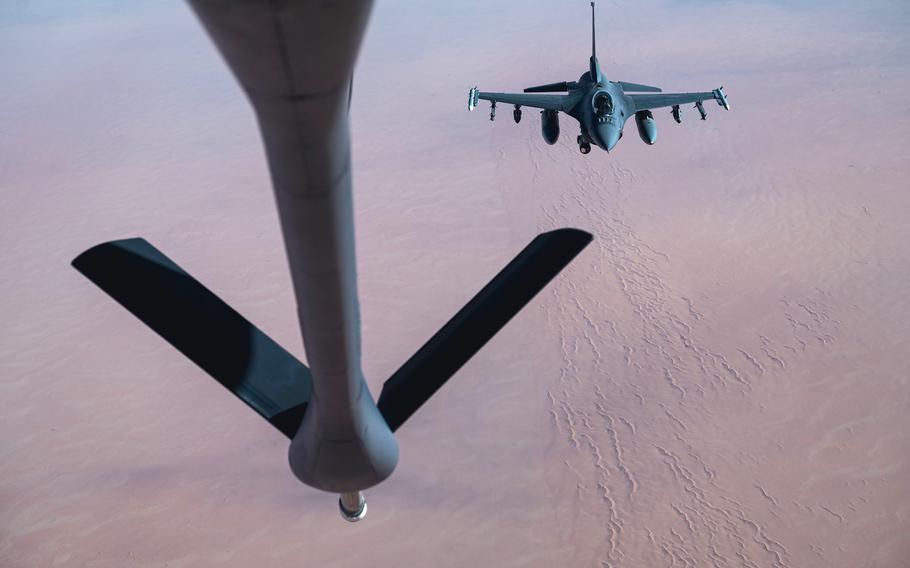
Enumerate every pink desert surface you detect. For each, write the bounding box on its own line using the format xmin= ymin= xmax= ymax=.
xmin=1 ymin=1 xmax=908 ymax=566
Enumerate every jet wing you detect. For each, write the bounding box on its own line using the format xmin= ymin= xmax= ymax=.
xmin=630 ymin=87 xmax=730 ymax=112
xmin=473 ymin=90 xmax=570 ymax=111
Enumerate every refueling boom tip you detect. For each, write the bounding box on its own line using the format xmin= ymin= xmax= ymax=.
xmin=339 ymin=492 xmax=367 ymax=522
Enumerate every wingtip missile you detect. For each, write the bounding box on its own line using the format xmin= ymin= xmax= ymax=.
xmin=714 ymin=86 xmax=730 ymax=110
xmin=468 ymin=86 xmax=479 ymax=111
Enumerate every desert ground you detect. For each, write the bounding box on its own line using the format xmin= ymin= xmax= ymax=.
xmin=2 ymin=1 xmax=909 ymax=566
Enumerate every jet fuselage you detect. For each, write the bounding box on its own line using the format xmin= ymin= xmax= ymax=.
xmin=565 ymin=69 xmax=630 ymax=152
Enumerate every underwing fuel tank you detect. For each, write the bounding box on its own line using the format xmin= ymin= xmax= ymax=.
xmin=635 ymin=110 xmax=657 ymax=145
xmin=541 ymin=109 xmax=560 ymax=145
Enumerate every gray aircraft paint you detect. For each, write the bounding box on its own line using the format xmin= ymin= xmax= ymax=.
xmin=469 ymin=2 xmax=730 ymax=154
xmin=186 ymin=0 xmax=398 ymax=493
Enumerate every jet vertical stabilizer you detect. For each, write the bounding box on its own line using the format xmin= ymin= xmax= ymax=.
xmin=589 ymin=2 xmax=601 ymax=81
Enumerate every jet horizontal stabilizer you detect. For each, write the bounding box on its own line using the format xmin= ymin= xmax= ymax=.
xmin=376 ymin=228 xmax=592 ymax=431
xmin=616 ymin=81 xmax=662 ymax=93
xmin=72 ymin=238 xmax=312 ymax=438
xmin=524 ymin=81 xmax=573 ymax=93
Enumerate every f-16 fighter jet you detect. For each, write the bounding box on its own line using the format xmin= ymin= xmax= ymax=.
xmin=469 ymin=2 xmax=730 ymax=154
xmin=71 ymin=0 xmax=591 ymax=522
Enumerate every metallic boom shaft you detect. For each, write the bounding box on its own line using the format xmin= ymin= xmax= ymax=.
xmin=186 ymin=0 xmax=398 ymax=492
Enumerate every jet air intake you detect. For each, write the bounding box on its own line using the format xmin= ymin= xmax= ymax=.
xmin=635 ymin=110 xmax=657 ymax=145
xmin=541 ymin=109 xmax=560 ymax=145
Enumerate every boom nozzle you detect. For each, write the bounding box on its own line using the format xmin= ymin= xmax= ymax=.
xmin=339 ymin=491 xmax=367 ymax=522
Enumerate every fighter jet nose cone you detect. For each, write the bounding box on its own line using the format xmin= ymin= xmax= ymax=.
xmin=606 ymin=134 xmax=620 ymax=152
xmin=595 ymin=124 xmax=621 ymax=153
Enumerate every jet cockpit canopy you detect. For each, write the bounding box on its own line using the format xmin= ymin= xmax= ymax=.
xmin=593 ymin=91 xmax=614 ymax=122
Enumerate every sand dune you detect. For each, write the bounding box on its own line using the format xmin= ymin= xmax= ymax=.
xmin=2 ymin=1 xmax=909 ymax=566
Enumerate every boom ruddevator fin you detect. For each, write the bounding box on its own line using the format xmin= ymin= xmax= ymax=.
xmin=376 ymin=228 xmax=592 ymax=431
xmin=72 ymin=238 xmax=312 ymax=438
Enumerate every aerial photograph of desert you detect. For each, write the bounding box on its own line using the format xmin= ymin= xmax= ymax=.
xmin=2 ymin=0 xmax=908 ymax=566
